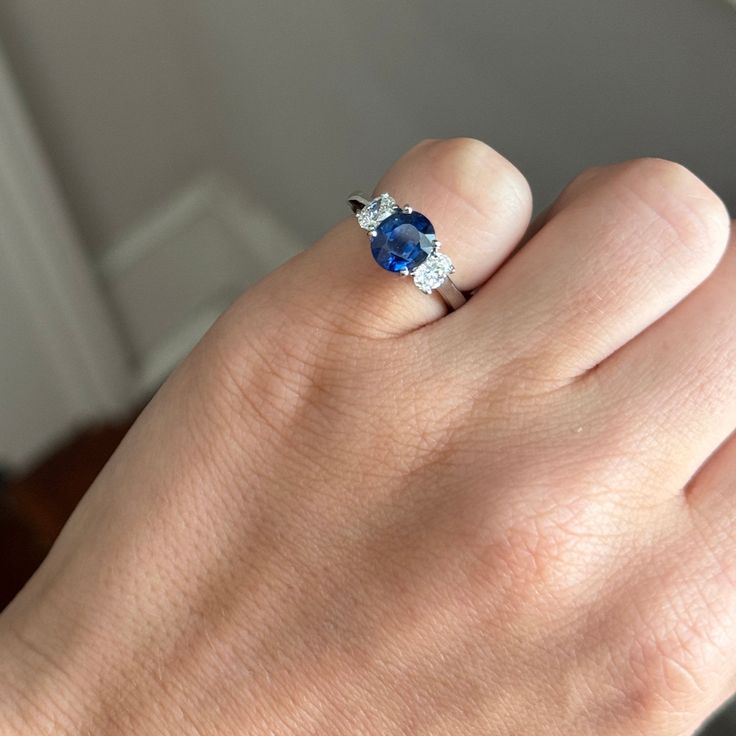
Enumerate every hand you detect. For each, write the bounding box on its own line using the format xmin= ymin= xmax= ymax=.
xmin=1 ymin=138 xmax=734 ymax=736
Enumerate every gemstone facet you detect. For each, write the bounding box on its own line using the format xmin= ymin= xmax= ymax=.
xmin=356 ymin=193 xmax=397 ymax=230
xmin=369 ymin=210 xmax=436 ymax=273
xmin=412 ymin=252 xmax=454 ymax=294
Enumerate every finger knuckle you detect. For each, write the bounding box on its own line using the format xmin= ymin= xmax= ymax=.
xmin=432 ymin=136 xmax=499 ymax=163
xmin=614 ymin=604 xmax=716 ymax=727
xmin=469 ymin=496 xmax=603 ymax=611
xmin=617 ymin=157 xmax=730 ymax=266
xmin=565 ymin=164 xmax=607 ymax=195
xmin=428 ymin=137 xmax=532 ymax=214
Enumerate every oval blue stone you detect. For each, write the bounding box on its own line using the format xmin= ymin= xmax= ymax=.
xmin=369 ymin=211 xmax=436 ymax=273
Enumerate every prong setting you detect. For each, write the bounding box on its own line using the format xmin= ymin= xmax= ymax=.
xmin=412 ymin=252 xmax=455 ymax=294
xmin=355 ymin=192 xmax=397 ymax=230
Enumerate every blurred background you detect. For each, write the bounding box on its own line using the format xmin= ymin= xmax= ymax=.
xmin=0 ymin=1 xmax=734 ymax=732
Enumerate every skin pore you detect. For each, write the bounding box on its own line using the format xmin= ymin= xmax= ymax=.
xmin=0 ymin=138 xmax=734 ymax=735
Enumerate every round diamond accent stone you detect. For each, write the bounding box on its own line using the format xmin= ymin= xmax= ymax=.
xmin=412 ymin=252 xmax=454 ymax=294
xmin=369 ymin=210 xmax=436 ymax=273
xmin=356 ymin=192 xmax=397 ymax=230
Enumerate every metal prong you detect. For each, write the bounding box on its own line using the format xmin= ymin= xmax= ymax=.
xmin=347 ymin=191 xmax=372 ymax=214
xmin=402 ymin=205 xmax=413 ymax=214
xmin=369 ymin=229 xmax=377 ymax=238
xmin=400 ymin=267 xmax=410 ymax=277
xmin=434 ymin=240 xmax=442 ymax=249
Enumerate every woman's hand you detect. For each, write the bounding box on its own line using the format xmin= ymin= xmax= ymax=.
xmin=1 ymin=138 xmax=734 ymax=735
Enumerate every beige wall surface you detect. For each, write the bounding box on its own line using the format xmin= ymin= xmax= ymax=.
xmin=0 ymin=0 xmax=733 ymax=257
xmin=0 ymin=0 xmax=217 ymax=252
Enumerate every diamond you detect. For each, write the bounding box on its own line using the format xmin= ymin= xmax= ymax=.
xmin=369 ymin=210 xmax=436 ymax=273
xmin=356 ymin=193 xmax=397 ymax=230
xmin=412 ymin=252 xmax=454 ymax=294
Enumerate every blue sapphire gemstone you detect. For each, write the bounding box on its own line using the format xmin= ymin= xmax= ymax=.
xmin=369 ymin=211 xmax=436 ymax=273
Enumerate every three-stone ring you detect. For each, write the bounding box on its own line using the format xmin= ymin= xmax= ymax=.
xmin=348 ymin=192 xmax=467 ymax=310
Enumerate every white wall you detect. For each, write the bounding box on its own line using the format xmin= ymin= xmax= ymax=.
xmin=0 ymin=0 xmax=733 ymax=259
xmin=0 ymin=48 xmax=130 ymax=469
xmin=0 ymin=0 xmax=218 ymax=253
xmin=192 ymin=0 xmax=736 ymax=242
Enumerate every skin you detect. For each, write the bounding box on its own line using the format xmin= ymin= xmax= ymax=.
xmin=0 ymin=138 xmax=734 ymax=735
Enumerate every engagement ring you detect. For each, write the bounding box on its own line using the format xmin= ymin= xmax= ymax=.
xmin=348 ymin=191 xmax=467 ymax=310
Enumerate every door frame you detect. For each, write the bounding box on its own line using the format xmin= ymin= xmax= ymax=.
xmin=0 ymin=47 xmax=132 ymax=470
